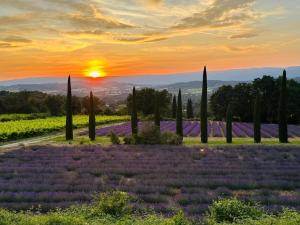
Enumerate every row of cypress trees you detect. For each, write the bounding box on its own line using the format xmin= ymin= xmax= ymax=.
xmin=225 ymin=70 xmax=288 ymax=143
xmin=66 ymin=68 xmax=288 ymax=143
xmin=65 ymin=76 xmax=96 ymax=141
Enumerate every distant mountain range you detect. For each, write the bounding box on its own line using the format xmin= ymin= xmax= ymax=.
xmin=0 ymin=66 xmax=299 ymax=103
xmin=0 ymin=66 xmax=299 ymax=86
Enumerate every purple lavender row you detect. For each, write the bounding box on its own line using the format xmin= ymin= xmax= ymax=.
xmin=92 ymin=121 xmax=300 ymax=138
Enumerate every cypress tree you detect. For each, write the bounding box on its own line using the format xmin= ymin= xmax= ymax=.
xmin=172 ymin=95 xmax=177 ymax=119
xmin=176 ymin=89 xmax=183 ymax=137
xmin=226 ymin=104 xmax=232 ymax=143
xmin=89 ymin=91 xmax=96 ymax=141
xmin=201 ymin=66 xmax=208 ymax=143
xmin=254 ymin=90 xmax=261 ymax=143
xmin=154 ymin=92 xmax=160 ymax=128
xmin=186 ymin=99 xmax=191 ymax=119
xmin=131 ymin=86 xmax=138 ymax=135
xmin=278 ymin=70 xmax=288 ymax=143
xmin=65 ymin=75 xmax=73 ymax=140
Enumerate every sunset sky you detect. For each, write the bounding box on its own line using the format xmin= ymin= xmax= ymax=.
xmin=0 ymin=0 xmax=299 ymax=80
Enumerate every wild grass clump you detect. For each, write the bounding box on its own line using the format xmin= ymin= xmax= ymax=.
xmin=109 ymin=131 xmax=120 ymax=145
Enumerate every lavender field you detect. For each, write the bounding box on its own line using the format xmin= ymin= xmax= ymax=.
xmin=0 ymin=145 xmax=299 ymax=217
xmin=82 ymin=121 xmax=300 ymax=138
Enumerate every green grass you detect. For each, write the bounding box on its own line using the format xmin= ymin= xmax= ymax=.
xmin=48 ymin=134 xmax=300 ymax=146
xmin=184 ymin=137 xmax=300 ymax=146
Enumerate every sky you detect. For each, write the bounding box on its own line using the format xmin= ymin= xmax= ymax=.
xmin=0 ymin=0 xmax=299 ymax=80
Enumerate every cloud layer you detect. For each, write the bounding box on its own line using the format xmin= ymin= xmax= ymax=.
xmin=0 ymin=0 xmax=277 ymax=50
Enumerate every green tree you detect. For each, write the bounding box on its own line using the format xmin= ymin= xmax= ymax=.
xmin=154 ymin=93 xmax=160 ymax=127
xmin=279 ymin=70 xmax=288 ymax=143
xmin=210 ymin=85 xmax=233 ymax=120
xmin=226 ymin=104 xmax=232 ymax=143
xmin=253 ymin=76 xmax=278 ymax=123
xmin=201 ymin=66 xmax=208 ymax=143
xmin=172 ymin=95 xmax=177 ymax=119
xmin=254 ymin=90 xmax=261 ymax=143
xmin=89 ymin=91 xmax=96 ymax=141
xmin=127 ymin=88 xmax=171 ymax=116
xmin=66 ymin=75 xmax=73 ymax=140
xmin=176 ymin=89 xmax=183 ymax=137
xmin=131 ymin=87 xmax=138 ymax=135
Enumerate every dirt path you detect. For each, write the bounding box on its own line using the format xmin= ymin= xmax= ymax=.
xmin=0 ymin=132 xmax=63 ymax=150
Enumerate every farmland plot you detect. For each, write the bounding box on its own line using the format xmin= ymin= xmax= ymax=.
xmin=0 ymin=145 xmax=299 ymax=218
xmin=86 ymin=121 xmax=300 ymax=138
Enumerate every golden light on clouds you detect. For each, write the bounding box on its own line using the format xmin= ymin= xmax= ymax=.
xmin=0 ymin=0 xmax=299 ymax=80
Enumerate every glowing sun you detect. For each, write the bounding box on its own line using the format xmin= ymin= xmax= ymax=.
xmin=88 ymin=70 xmax=105 ymax=78
xmin=84 ymin=60 xmax=107 ymax=78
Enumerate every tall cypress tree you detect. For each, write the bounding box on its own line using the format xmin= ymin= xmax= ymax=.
xmin=65 ymin=75 xmax=73 ymax=140
xmin=154 ymin=92 xmax=160 ymax=127
xmin=89 ymin=91 xmax=96 ymax=141
xmin=279 ymin=70 xmax=288 ymax=143
xmin=254 ymin=90 xmax=261 ymax=143
xmin=226 ymin=104 xmax=232 ymax=143
xmin=172 ymin=95 xmax=177 ymax=119
xmin=190 ymin=99 xmax=194 ymax=119
xmin=131 ymin=86 xmax=138 ymax=135
xmin=201 ymin=66 xmax=208 ymax=143
xmin=176 ymin=89 xmax=183 ymax=137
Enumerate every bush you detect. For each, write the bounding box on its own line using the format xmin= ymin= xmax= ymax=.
xmin=160 ymin=131 xmax=182 ymax=145
xmin=92 ymin=191 xmax=132 ymax=217
xmin=139 ymin=123 xmax=161 ymax=145
xmin=207 ymin=199 xmax=263 ymax=223
xmin=109 ymin=131 xmax=120 ymax=145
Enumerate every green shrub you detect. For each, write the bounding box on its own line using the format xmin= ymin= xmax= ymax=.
xmin=109 ymin=131 xmax=120 ymax=145
xmin=207 ymin=199 xmax=263 ymax=223
xmin=161 ymin=131 xmax=182 ymax=145
xmin=139 ymin=123 xmax=161 ymax=145
xmin=92 ymin=191 xmax=132 ymax=217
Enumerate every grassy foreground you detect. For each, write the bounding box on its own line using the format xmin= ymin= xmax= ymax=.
xmin=0 ymin=192 xmax=299 ymax=225
xmin=49 ymin=135 xmax=300 ymax=146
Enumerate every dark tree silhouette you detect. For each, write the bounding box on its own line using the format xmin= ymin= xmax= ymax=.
xmin=65 ymin=75 xmax=73 ymax=140
xmin=89 ymin=91 xmax=96 ymax=141
xmin=187 ymin=99 xmax=194 ymax=119
xmin=279 ymin=70 xmax=288 ymax=143
xmin=176 ymin=89 xmax=183 ymax=137
xmin=201 ymin=66 xmax=208 ymax=143
xmin=172 ymin=95 xmax=177 ymax=119
xmin=154 ymin=93 xmax=160 ymax=127
xmin=131 ymin=87 xmax=138 ymax=135
xmin=226 ymin=104 xmax=232 ymax=143
xmin=254 ymin=90 xmax=261 ymax=143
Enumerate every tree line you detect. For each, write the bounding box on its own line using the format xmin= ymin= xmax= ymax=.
xmin=210 ymin=75 xmax=300 ymax=124
xmin=0 ymin=90 xmax=113 ymax=116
